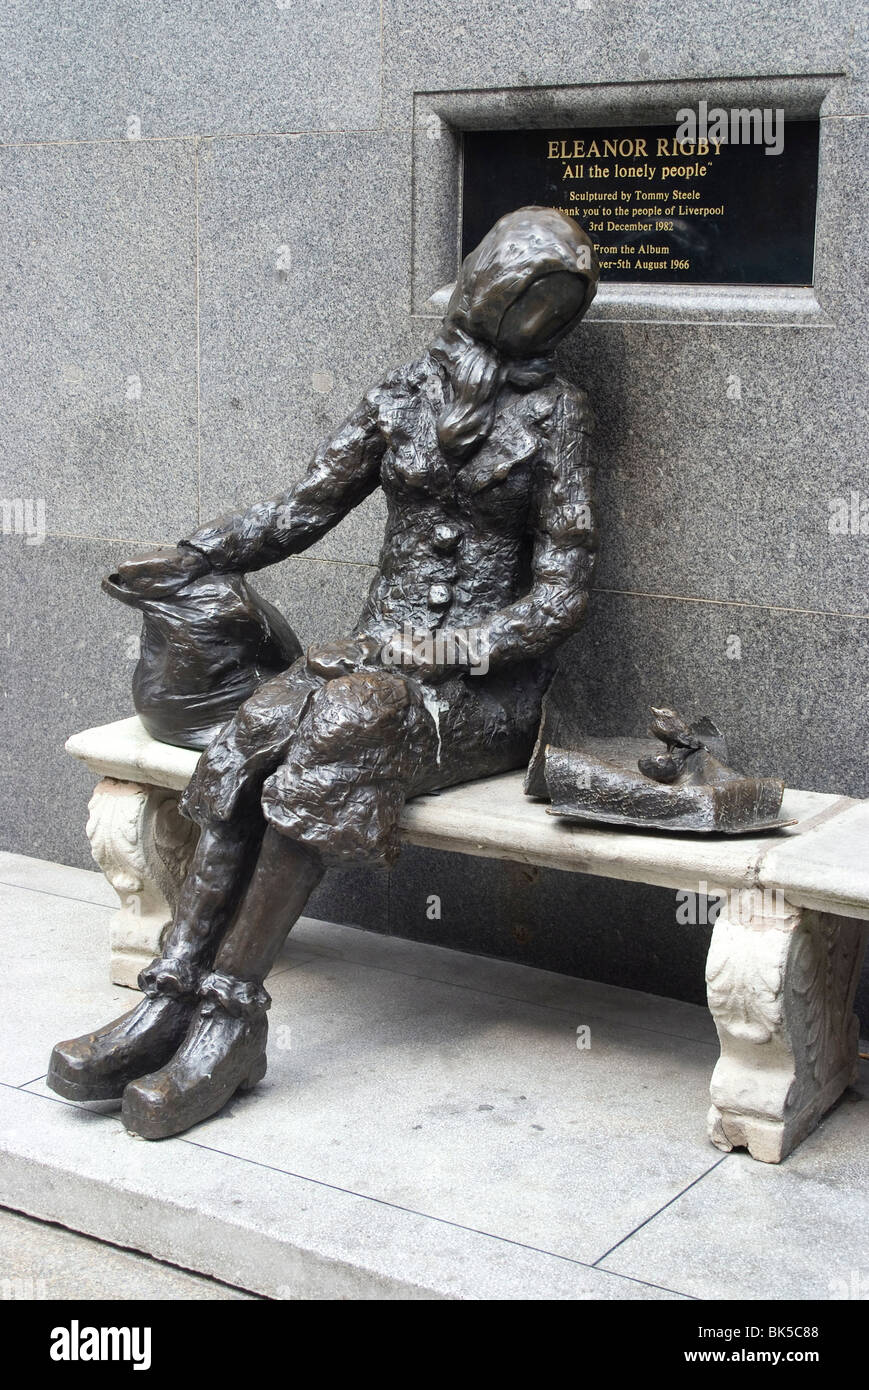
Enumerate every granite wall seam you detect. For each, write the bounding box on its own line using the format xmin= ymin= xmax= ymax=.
xmin=0 ymin=125 xmax=401 ymax=153
xmin=593 ymin=589 xmax=869 ymax=622
xmin=26 ymin=537 xmax=381 ymax=577
xmin=194 ymin=136 xmax=203 ymax=526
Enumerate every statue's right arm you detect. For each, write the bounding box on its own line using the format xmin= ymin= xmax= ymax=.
xmin=178 ymin=393 xmax=386 ymax=574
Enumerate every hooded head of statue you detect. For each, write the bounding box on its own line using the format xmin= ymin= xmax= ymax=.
xmin=433 ymin=206 xmax=599 ymax=459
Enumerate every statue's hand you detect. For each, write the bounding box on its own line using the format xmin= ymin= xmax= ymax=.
xmin=305 ymin=636 xmax=382 ymax=680
xmin=115 ymin=546 xmax=209 ymax=596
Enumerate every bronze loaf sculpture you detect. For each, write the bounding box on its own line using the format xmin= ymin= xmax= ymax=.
xmin=48 ymin=207 xmax=600 ymax=1138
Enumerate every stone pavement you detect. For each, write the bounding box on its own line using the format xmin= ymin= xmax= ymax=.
xmin=0 ymin=851 xmax=866 ymax=1301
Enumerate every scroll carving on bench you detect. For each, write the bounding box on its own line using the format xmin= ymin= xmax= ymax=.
xmin=706 ymin=893 xmax=867 ymax=1163
xmin=85 ymin=779 xmax=200 ymax=989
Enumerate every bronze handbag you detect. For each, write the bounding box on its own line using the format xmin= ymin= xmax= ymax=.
xmin=103 ymin=568 xmax=302 ymax=750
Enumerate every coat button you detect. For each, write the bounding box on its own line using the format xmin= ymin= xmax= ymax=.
xmin=428 ymin=583 xmax=452 ymax=608
xmin=432 ymin=523 xmax=462 ymax=552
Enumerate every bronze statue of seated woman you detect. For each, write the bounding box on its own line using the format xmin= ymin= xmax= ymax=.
xmin=48 ymin=207 xmax=600 ymax=1139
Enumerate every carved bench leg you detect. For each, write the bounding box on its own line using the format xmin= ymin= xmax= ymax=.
xmin=705 ymin=888 xmax=867 ymax=1163
xmin=85 ymin=778 xmax=200 ymax=990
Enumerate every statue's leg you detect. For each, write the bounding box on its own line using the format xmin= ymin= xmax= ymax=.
xmin=122 ymin=827 xmax=323 ymax=1139
xmin=118 ymin=666 xmax=547 ymax=1138
xmin=46 ymin=815 xmax=264 ymax=1105
xmin=48 ymin=662 xmax=319 ymax=1104
xmin=120 ymin=669 xmax=414 ymax=1138
xmin=138 ymin=818 xmax=264 ymax=992
xmin=138 ymin=658 xmax=320 ymax=985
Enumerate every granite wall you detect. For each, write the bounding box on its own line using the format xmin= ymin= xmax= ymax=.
xmin=1 ymin=2 xmax=866 ymax=1023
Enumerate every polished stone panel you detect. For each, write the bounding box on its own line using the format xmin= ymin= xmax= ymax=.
xmin=381 ymin=1 xmax=865 ymax=124
xmin=0 ymin=1 xmax=381 ymax=142
xmin=0 ymin=141 xmax=198 ymax=543
xmin=196 ymin=132 xmax=414 ymax=568
xmin=0 ymin=536 xmax=156 ymax=867
xmin=559 ymin=320 xmax=868 ymax=616
xmin=389 ymin=843 xmax=715 ymax=1009
xmin=307 ymin=868 xmax=389 ymax=939
xmin=248 ymin=554 xmax=377 ymax=649
xmin=549 ymin=589 xmax=869 ymax=799
xmin=812 ymin=114 xmax=869 ymax=323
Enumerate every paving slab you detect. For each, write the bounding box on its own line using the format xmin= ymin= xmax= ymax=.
xmin=0 ymin=851 xmax=116 ymax=908
xmin=0 ymin=1087 xmax=684 ymax=1302
xmin=284 ymin=916 xmax=720 ymax=1046
xmin=0 ymin=884 xmax=128 ymax=1087
xmin=0 ymin=877 xmax=315 ymax=1088
xmin=599 ymin=1063 xmax=869 ymax=1300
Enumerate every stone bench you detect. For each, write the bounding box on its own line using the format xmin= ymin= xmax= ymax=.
xmin=66 ymin=715 xmax=869 ymax=1165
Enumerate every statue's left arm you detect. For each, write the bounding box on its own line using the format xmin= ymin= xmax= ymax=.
xmin=482 ymin=385 xmax=596 ymax=668
xmin=179 ymin=394 xmax=386 ymax=574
